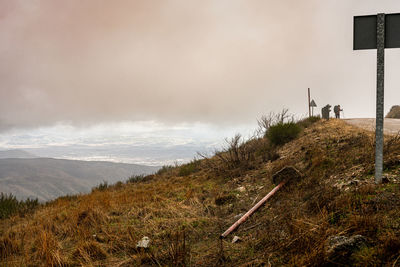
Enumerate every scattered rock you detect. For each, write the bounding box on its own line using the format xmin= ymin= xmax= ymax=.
xmin=382 ymin=176 xmax=390 ymax=184
xmin=234 ymin=213 xmax=244 ymax=219
xmin=272 ymin=166 xmax=302 ymax=185
xmin=232 ymin=236 xmax=241 ymax=243
xmin=325 ymin=235 xmax=368 ymax=263
xmin=237 ymin=186 xmax=246 ymax=193
xmin=136 ymin=236 xmax=151 ymax=249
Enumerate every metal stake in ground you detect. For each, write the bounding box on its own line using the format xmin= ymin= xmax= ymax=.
xmin=354 ymin=12 xmax=400 ymax=183
xmin=375 ymin=13 xmax=385 ymax=184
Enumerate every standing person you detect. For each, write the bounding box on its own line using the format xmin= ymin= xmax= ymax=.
xmin=334 ymin=105 xmax=343 ymax=119
xmin=322 ymin=104 xmax=331 ymax=120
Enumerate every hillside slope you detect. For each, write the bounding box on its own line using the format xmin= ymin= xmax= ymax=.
xmin=0 ymin=158 xmax=159 ymax=201
xmin=0 ymin=149 xmax=37 ymax=159
xmin=1 ymin=119 xmax=400 ymax=266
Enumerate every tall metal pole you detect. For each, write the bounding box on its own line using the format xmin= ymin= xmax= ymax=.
xmin=308 ymin=88 xmax=311 ymax=118
xmin=375 ymin=13 xmax=385 ymax=184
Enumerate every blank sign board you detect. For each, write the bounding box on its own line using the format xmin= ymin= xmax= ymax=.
xmin=354 ymin=13 xmax=400 ymax=50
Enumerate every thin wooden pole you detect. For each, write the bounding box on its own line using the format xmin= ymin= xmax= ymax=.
xmin=220 ymin=180 xmax=286 ymax=239
xmin=308 ymin=88 xmax=311 ymax=118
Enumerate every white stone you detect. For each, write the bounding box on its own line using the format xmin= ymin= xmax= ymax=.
xmin=234 ymin=213 xmax=244 ymax=219
xmin=232 ymin=236 xmax=241 ymax=243
xmin=237 ymin=186 xmax=246 ymax=192
xmin=136 ymin=236 xmax=151 ymax=248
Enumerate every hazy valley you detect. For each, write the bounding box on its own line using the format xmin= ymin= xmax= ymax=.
xmin=0 ymin=150 xmax=159 ymax=201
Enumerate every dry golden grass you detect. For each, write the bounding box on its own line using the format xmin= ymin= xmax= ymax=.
xmin=1 ymin=119 xmax=400 ymax=266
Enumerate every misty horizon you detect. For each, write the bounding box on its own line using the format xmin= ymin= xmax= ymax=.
xmin=1 ymin=1 xmax=400 ymax=164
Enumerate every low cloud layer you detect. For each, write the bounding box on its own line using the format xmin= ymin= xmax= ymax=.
xmin=1 ymin=0 xmax=400 ymax=131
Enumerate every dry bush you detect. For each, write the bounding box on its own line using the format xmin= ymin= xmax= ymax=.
xmin=164 ymin=228 xmax=189 ymax=266
xmin=256 ymin=108 xmax=294 ymax=137
xmin=214 ymin=134 xmax=277 ymax=176
xmin=214 ymin=134 xmax=254 ymax=170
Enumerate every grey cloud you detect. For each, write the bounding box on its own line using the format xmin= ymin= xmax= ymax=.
xmin=1 ymin=0 xmax=400 ymax=131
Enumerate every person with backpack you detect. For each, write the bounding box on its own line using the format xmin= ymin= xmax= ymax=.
xmin=334 ymin=105 xmax=343 ymax=119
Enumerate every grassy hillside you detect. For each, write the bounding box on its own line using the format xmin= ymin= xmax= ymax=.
xmin=1 ymin=119 xmax=400 ymax=266
xmin=0 ymin=158 xmax=159 ymax=201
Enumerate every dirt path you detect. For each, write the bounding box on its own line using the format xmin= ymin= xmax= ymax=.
xmin=344 ymin=118 xmax=400 ymax=135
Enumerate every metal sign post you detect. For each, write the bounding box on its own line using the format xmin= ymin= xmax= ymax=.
xmin=375 ymin=14 xmax=385 ymax=184
xmin=354 ymin=12 xmax=400 ymax=184
xmin=310 ymin=100 xmax=317 ymax=116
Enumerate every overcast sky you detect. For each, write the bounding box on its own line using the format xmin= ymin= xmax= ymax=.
xmin=1 ymin=1 xmax=400 ymax=163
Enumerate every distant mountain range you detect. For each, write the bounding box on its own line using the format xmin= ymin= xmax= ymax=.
xmin=0 ymin=150 xmax=159 ymax=201
xmin=0 ymin=149 xmax=37 ymax=159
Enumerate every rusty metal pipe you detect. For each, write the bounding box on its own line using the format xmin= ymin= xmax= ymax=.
xmin=220 ymin=180 xmax=286 ymax=239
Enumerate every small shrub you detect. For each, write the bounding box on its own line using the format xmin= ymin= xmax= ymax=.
xmin=0 ymin=193 xmax=19 ymax=219
xmin=0 ymin=193 xmax=39 ymax=219
xmin=18 ymin=198 xmax=39 ymax=217
xmin=157 ymin=165 xmax=174 ymax=175
xmin=92 ymin=181 xmax=109 ymax=192
xmin=178 ymin=160 xmax=200 ymax=176
xmin=126 ymin=174 xmax=145 ymax=183
xmin=297 ymin=116 xmax=321 ymax=129
xmin=266 ymin=122 xmax=302 ymax=146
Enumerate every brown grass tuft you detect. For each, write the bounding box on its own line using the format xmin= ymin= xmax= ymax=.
xmin=73 ymin=241 xmax=107 ymax=263
xmin=31 ymin=230 xmax=66 ymax=267
xmin=0 ymin=234 xmax=19 ymax=258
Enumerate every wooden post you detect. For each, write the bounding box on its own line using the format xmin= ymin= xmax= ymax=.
xmin=308 ymin=88 xmax=311 ymax=118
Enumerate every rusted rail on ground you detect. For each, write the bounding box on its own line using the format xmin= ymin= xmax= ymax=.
xmin=220 ymin=180 xmax=286 ymax=239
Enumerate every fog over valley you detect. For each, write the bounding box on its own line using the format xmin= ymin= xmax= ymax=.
xmin=0 ymin=122 xmax=255 ymax=166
